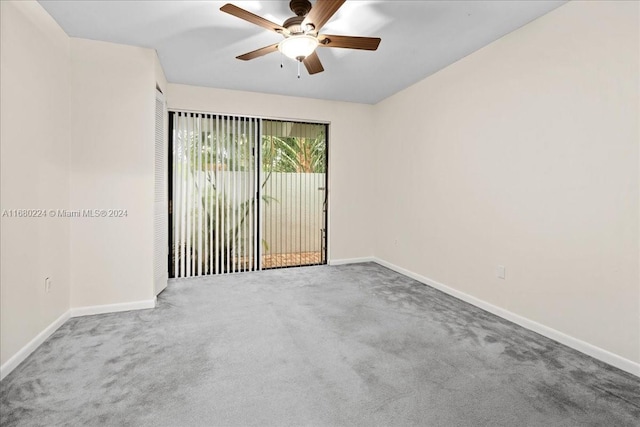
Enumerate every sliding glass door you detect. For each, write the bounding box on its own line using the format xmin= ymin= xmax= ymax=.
xmin=169 ymin=112 xmax=327 ymax=278
xmin=261 ymin=120 xmax=327 ymax=269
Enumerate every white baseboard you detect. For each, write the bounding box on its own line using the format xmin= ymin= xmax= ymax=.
xmin=1 ymin=298 xmax=157 ymax=381
xmin=329 ymin=256 xmax=375 ymax=266
xmin=0 ymin=310 xmax=70 ymax=381
xmin=373 ymin=257 xmax=640 ymax=377
xmin=69 ymin=298 xmax=157 ymax=317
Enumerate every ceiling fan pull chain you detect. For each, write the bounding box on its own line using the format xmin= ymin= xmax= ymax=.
xmin=297 ymin=60 xmax=301 ymax=79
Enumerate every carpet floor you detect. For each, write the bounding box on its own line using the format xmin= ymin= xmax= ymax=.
xmin=1 ymin=263 xmax=639 ymax=426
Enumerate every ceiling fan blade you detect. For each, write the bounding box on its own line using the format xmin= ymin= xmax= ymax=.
xmin=303 ymin=0 xmax=346 ymax=32
xmin=220 ymin=3 xmax=287 ymax=34
xmin=237 ymin=43 xmax=280 ymax=61
xmin=303 ymin=51 xmax=324 ymax=75
xmin=318 ymin=34 xmax=381 ymax=50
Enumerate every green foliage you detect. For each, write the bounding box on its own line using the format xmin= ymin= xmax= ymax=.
xmin=181 ymin=123 xmax=326 ymax=174
xmin=262 ymin=132 xmax=326 ymax=174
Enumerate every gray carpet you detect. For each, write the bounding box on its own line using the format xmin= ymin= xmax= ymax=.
xmin=1 ymin=263 xmax=639 ymax=426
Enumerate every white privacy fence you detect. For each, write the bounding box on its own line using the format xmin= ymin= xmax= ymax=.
xmin=262 ymin=172 xmax=326 ymax=255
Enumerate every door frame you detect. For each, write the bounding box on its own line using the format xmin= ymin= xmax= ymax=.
xmin=167 ymin=110 xmax=329 ymax=278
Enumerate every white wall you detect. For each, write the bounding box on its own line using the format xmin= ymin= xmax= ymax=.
xmin=0 ymin=1 xmax=71 ymax=366
xmin=69 ymin=39 xmax=161 ymax=307
xmin=373 ymin=0 xmax=639 ymax=364
xmin=0 ymin=4 xmax=166 ymax=369
xmin=167 ymin=84 xmax=375 ymax=262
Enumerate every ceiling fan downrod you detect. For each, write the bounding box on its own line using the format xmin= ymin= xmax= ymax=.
xmin=289 ymin=0 xmax=312 ymax=17
xmin=284 ymin=0 xmax=314 ymax=35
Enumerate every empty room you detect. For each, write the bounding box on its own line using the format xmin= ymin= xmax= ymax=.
xmin=0 ymin=0 xmax=638 ymax=425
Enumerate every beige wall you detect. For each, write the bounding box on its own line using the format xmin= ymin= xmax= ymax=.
xmin=0 ymin=1 xmax=71 ymax=365
xmin=1 ymin=1 xmax=171 ymax=369
xmin=154 ymin=53 xmax=168 ymax=94
xmin=373 ymin=0 xmax=639 ymax=363
xmin=167 ymin=84 xmax=376 ymax=262
xmin=0 ymin=1 xmax=172 ymax=375
xmin=69 ymin=39 xmax=160 ymax=307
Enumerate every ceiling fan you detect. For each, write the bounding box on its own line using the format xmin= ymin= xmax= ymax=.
xmin=220 ymin=0 xmax=381 ymax=76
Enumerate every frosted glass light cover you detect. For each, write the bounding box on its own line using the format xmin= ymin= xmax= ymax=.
xmin=278 ymin=35 xmax=319 ymax=60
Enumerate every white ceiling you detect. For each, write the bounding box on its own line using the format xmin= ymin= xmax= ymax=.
xmin=38 ymin=0 xmax=566 ymax=104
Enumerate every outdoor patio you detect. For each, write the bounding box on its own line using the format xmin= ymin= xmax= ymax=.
xmin=262 ymin=251 xmax=322 ymax=269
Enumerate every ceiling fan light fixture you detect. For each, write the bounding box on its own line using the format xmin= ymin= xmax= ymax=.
xmin=278 ymin=35 xmax=318 ymax=61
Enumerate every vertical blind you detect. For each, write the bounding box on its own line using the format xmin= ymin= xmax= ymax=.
xmin=171 ymin=112 xmax=258 ymax=278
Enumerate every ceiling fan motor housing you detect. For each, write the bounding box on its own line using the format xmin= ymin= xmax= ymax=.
xmin=283 ymin=16 xmax=306 ymax=35
xmin=289 ymin=0 xmax=312 ymax=17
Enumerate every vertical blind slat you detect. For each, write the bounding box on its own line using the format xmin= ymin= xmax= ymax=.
xmin=248 ymin=119 xmax=253 ymax=271
xmin=180 ymin=114 xmax=187 ymax=277
xmin=221 ymin=116 xmax=226 ymax=273
xmin=215 ymin=115 xmax=220 ymax=275
xmin=224 ymin=116 xmax=230 ymax=274
xmin=196 ymin=116 xmax=202 ymax=276
xmin=172 ymin=113 xmax=179 ymax=276
xmin=210 ymin=115 xmax=215 ymax=275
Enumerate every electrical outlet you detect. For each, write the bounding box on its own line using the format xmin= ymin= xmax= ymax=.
xmin=45 ymin=277 xmax=52 ymax=293
xmin=496 ymin=265 xmax=506 ymax=280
